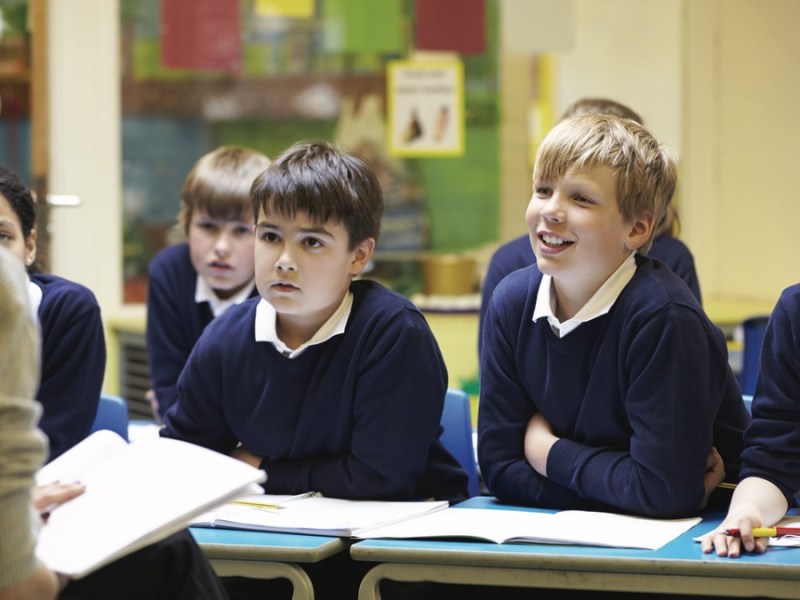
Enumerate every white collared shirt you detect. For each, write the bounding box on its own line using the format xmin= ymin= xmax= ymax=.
xmin=195 ymin=275 xmax=256 ymax=318
xmin=254 ymin=291 xmax=353 ymax=359
xmin=532 ymin=252 xmax=637 ymax=338
xmin=27 ymin=278 xmax=42 ymax=320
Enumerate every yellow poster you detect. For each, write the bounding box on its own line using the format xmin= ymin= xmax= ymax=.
xmin=387 ymin=60 xmax=464 ymax=157
xmin=255 ymin=0 xmax=314 ymax=18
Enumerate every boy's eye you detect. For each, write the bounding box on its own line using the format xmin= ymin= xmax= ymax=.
xmin=0 ymin=232 xmax=11 ymax=241
xmin=262 ymin=231 xmax=280 ymax=242
xmin=304 ymin=237 xmax=323 ymax=248
xmin=574 ymin=195 xmax=595 ymax=205
xmin=233 ymin=225 xmax=253 ymax=236
xmin=534 ymin=186 xmax=552 ymax=197
xmin=197 ymin=221 xmax=218 ymax=231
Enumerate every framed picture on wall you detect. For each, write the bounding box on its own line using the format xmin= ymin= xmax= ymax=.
xmin=387 ymin=59 xmax=464 ymax=157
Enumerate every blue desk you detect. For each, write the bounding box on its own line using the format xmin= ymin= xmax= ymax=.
xmin=190 ymin=527 xmax=345 ymax=600
xmin=351 ymin=497 xmax=800 ymax=599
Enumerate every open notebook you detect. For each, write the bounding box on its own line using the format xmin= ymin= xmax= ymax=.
xmin=191 ymin=493 xmax=449 ymax=537
xmin=355 ymin=506 xmax=702 ymax=551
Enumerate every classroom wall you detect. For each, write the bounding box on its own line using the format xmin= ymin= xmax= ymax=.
xmin=682 ymin=0 xmax=800 ymax=305
xmin=45 ymin=0 xmax=798 ymax=317
xmin=499 ymin=0 xmax=682 ymax=243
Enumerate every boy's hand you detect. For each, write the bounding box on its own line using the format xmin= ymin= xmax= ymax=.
xmin=232 ymin=446 xmax=262 ymax=469
xmin=32 ymin=482 xmax=86 ymax=521
xmin=524 ymin=413 xmax=558 ymax=477
xmin=699 ymin=446 xmax=725 ymax=510
xmin=700 ymin=507 xmax=769 ymax=557
xmin=145 ymin=389 xmax=162 ymax=424
xmin=0 ymin=560 xmax=61 ymax=600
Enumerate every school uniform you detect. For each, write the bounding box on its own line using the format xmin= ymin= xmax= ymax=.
xmin=740 ymin=283 xmax=800 ymax=502
xmin=479 ymin=254 xmax=748 ymax=518
xmin=162 ymin=278 xmax=469 ymax=503
xmin=481 ymin=234 xmax=701 ymax=322
xmin=146 ymin=242 xmax=257 ymax=419
xmin=649 ymin=234 xmax=702 ymax=304
xmin=30 ymin=273 xmax=105 ymax=462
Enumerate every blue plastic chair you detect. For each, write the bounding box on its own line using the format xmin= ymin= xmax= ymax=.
xmin=91 ymin=394 xmax=130 ymax=441
xmin=440 ymin=388 xmax=480 ymax=497
xmin=738 ymin=315 xmax=770 ymax=396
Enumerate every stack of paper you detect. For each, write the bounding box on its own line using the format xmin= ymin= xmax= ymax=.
xmin=192 ymin=494 xmax=449 ymax=537
xmin=35 ymin=430 xmax=266 ymax=578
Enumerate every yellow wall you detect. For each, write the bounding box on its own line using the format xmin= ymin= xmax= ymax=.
xmin=682 ymin=0 xmax=800 ymax=305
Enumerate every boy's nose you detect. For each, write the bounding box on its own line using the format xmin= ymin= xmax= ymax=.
xmin=540 ymin=193 xmax=565 ymax=222
xmin=276 ymin=248 xmax=298 ymax=272
xmin=213 ymin=234 xmax=232 ymax=255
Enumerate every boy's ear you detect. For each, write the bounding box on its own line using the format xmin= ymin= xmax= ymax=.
xmin=25 ymin=229 xmax=38 ymax=267
xmin=350 ymin=237 xmax=376 ymax=276
xmin=624 ymin=212 xmax=655 ymax=251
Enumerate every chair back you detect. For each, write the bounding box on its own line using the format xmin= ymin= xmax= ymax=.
xmin=91 ymin=394 xmax=129 ymax=441
xmin=739 ymin=315 xmax=770 ymax=396
xmin=440 ymin=388 xmax=480 ymax=497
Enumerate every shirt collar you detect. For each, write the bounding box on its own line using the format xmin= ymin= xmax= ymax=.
xmin=532 ymin=252 xmax=637 ymax=338
xmin=254 ymin=291 xmax=353 ymax=359
xmin=27 ymin=278 xmax=42 ymax=319
xmin=195 ymin=275 xmax=255 ymax=318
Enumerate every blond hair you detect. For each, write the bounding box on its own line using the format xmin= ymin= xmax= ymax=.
xmin=534 ymin=114 xmax=677 ymax=254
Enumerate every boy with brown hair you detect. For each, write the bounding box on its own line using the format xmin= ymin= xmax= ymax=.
xmin=147 ymin=145 xmax=271 ymax=419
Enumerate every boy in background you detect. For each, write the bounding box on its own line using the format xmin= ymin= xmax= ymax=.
xmin=478 ymin=114 xmax=748 ymax=518
xmin=146 ymin=146 xmax=270 ymax=420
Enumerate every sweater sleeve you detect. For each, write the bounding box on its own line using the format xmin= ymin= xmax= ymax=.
xmin=0 ymin=254 xmax=48 ymax=588
xmin=479 ymin=283 xmax=606 ymax=511
xmin=741 ymin=289 xmax=800 ymax=501
xmin=545 ymin=306 xmax=733 ymax=517
xmin=146 ymin=257 xmax=192 ymax=419
xmin=37 ymin=283 xmax=105 ymax=461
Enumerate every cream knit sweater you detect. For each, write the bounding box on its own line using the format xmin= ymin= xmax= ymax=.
xmin=0 ymin=248 xmax=47 ymax=588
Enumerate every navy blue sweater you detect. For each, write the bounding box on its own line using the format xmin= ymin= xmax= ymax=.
xmin=480 ymin=235 xmax=702 ymax=353
xmin=161 ymin=279 xmax=468 ymax=503
xmin=33 ymin=274 xmax=105 ymax=461
xmin=478 ymin=256 xmax=747 ymax=518
xmin=741 ymin=284 xmax=800 ymax=502
xmin=146 ymin=242 xmax=257 ymax=418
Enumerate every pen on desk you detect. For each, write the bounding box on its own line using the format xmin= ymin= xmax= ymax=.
xmin=230 ymin=491 xmax=320 ymax=510
xmin=725 ymin=527 xmax=800 ymax=537
xmin=230 ymin=499 xmax=284 ymax=510
xmin=716 ymin=482 xmax=737 ymax=490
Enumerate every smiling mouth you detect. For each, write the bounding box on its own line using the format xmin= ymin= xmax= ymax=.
xmin=539 ymin=233 xmax=574 ymax=248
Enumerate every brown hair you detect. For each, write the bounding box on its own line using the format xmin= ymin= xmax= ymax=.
xmin=177 ymin=146 xmax=271 ymax=234
xmin=250 ymin=142 xmax=384 ymax=250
